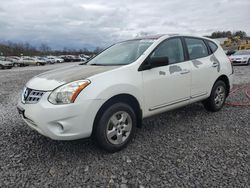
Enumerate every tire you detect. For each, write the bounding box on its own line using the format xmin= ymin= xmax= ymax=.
xmin=203 ymin=80 xmax=227 ymax=112
xmin=36 ymin=62 xmax=40 ymax=66
xmin=248 ymin=59 xmax=250 ymax=65
xmin=94 ymin=102 xmax=137 ymax=152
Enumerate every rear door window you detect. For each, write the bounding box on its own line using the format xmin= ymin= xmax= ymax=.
xmin=185 ymin=38 xmax=209 ymax=59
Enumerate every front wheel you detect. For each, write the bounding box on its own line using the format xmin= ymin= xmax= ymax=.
xmin=94 ymin=103 xmax=137 ymax=152
xmin=203 ymin=80 xmax=227 ymax=112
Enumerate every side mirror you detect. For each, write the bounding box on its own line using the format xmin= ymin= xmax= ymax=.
xmin=139 ymin=56 xmax=169 ymax=71
xmin=148 ymin=56 xmax=169 ymax=69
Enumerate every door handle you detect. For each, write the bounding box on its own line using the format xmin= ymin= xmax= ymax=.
xmin=159 ymin=71 xmax=166 ymax=75
xmin=212 ymin=62 xmax=219 ymax=67
xmin=180 ymin=69 xmax=190 ymax=75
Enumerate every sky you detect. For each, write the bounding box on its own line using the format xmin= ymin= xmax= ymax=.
xmin=0 ymin=0 xmax=249 ymax=50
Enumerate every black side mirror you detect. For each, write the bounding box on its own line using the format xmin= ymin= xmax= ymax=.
xmin=138 ymin=56 xmax=169 ymax=71
xmin=144 ymin=56 xmax=169 ymax=70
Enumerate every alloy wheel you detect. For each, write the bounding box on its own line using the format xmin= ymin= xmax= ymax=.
xmin=214 ymin=85 xmax=226 ymax=108
xmin=106 ymin=111 xmax=132 ymax=145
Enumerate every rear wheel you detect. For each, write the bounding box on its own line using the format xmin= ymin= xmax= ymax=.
xmin=94 ymin=103 xmax=136 ymax=152
xmin=203 ymin=80 xmax=227 ymax=112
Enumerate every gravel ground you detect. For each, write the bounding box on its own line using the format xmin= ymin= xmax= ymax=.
xmin=0 ymin=64 xmax=250 ymax=187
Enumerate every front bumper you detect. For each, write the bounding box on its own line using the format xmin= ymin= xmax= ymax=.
xmin=17 ymin=92 xmax=105 ymax=140
xmin=231 ymin=60 xmax=248 ymax=65
xmin=2 ymin=64 xmax=13 ymax=68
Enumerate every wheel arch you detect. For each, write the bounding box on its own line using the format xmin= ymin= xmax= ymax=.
xmin=92 ymin=93 xmax=143 ymax=137
xmin=214 ymin=75 xmax=230 ymax=96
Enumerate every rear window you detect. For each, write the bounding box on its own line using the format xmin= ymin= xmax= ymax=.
xmin=185 ymin=38 xmax=209 ymax=60
xmin=207 ymin=41 xmax=218 ymax=53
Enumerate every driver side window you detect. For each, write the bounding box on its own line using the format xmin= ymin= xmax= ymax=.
xmin=151 ymin=38 xmax=184 ymax=64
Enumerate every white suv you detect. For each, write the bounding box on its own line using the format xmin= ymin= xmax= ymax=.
xmin=17 ymin=34 xmax=233 ymax=152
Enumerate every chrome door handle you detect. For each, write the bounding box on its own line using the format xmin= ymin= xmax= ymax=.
xmin=180 ymin=70 xmax=190 ymax=74
xmin=212 ymin=62 xmax=219 ymax=67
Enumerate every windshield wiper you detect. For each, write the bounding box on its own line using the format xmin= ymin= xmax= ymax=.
xmin=82 ymin=63 xmax=126 ymax=66
xmin=79 ymin=62 xmax=88 ymax=65
xmin=89 ymin=63 xmax=104 ymax=66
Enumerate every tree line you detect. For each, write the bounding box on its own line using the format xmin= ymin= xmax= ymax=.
xmin=0 ymin=42 xmax=102 ymax=56
xmin=205 ymin=30 xmax=248 ymax=39
xmin=1 ymin=30 xmax=249 ymax=56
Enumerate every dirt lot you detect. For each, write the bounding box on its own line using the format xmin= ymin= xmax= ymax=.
xmin=0 ymin=64 xmax=250 ymax=187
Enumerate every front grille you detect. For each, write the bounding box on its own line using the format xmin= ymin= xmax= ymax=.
xmin=22 ymin=87 xmax=45 ymax=104
xmin=232 ymin=61 xmax=243 ymax=64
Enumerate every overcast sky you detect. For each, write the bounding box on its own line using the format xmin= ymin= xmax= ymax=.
xmin=0 ymin=0 xmax=249 ymax=50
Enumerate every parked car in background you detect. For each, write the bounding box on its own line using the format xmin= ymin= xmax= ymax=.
xmin=229 ymin=50 xmax=250 ymax=65
xmin=19 ymin=57 xmax=37 ymax=66
xmin=0 ymin=57 xmax=14 ymax=69
xmin=46 ymin=56 xmax=56 ymax=64
xmin=40 ymin=57 xmax=53 ymax=64
xmin=34 ymin=57 xmax=46 ymax=66
xmin=6 ymin=56 xmax=22 ymax=66
xmin=45 ymin=56 xmax=64 ymax=63
xmin=61 ymin=55 xmax=76 ymax=62
xmin=78 ymin=56 xmax=87 ymax=62
xmin=80 ymin=54 xmax=91 ymax=60
xmin=18 ymin=34 xmax=233 ymax=152
xmin=73 ymin=55 xmax=82 ymax=62
xmin=54 ymin=57 xmax=64 ymax=63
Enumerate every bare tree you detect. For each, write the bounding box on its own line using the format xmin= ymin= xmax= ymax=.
xmin=39 ymin=43 xmax=51 ymax=53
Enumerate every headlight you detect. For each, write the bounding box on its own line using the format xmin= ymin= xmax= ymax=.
xmin=242 ymin=57 xmax=248 ymax=60
xmin=48 ymin=80 xmax=91 ymax=104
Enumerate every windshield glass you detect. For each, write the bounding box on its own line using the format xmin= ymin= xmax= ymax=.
xmin=234 ymin=50 xmax=250 ymax=55
xmin=87 ymin=39 xmax=155 ymax=65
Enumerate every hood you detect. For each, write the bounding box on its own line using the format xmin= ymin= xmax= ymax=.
xmin=26 ymin=64 xmax=119 ymax=91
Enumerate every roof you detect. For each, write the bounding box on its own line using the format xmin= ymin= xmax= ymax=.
xmin=125 ymin=34 xmax=180 ymax=42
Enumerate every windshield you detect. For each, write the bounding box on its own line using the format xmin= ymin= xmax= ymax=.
xmin=87 ymin=39 xmax=155 ymax=65
xmin=234 ymin=50 xmax=250 ymax=55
